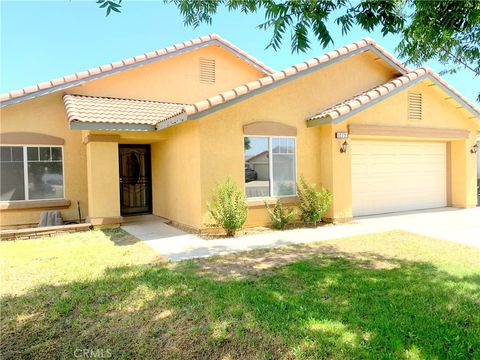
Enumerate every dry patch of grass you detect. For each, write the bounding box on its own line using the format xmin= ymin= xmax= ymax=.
xmin=192 ymin=230 xmax=479 ymax=280
xmin=1 ymin=229 xmax=479 ymax=359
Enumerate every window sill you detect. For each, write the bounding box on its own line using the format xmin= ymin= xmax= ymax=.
xmin=246 ymin=196 xmax=298 ymax=208
xmin=0 ymin=199 xmax=71 ymax=211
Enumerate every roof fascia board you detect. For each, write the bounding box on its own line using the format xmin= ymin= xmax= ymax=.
xmin=425 ymin=74 xmax=479 ymax=120
xmin=1 ymin=39 xmax=271 ymax=108
xmin=187 ymin=44 xmax=404 ymax=121
xmin=368 ymin=46 xmax=407 ymax=75
xmin=307 ymin=75 xmax=427 ymax=127
xmin=215 ymin=42 xmax=274 ymax=74
xmin=69 ymin=122 xmax=156 ymax=131
xmin=155 ymin=112 xmax=188 ymax=130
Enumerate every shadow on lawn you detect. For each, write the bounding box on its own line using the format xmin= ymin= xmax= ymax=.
xmin=101 ymin=227 xmax=141 ymax=246
xmin=1 ymin=250 xmax=479 ymax=359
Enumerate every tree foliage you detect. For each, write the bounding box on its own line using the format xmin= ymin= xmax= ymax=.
xmin=96 ymin=0 xmax=122 ymax=16
xmin=98 ymin=0 xmax=479 ymax=99
xmin=397 ymin=0 xmax=479 ymax=77
xmin=244 ymin=137 xmax=251 ymax=151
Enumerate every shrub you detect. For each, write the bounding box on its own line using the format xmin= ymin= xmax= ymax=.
xmin=297 ymin=176 xmax=332 ymax=226
xmin=264 ymin=199 xmax=296 ymax=230
xmin=206 ymin=177 xmax=248 ymax=237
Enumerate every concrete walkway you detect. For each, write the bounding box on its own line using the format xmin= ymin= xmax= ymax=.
xmin=122 ymin=207 xmax=480 ymax=261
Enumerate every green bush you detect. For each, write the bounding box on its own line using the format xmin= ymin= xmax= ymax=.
xmin=206 ymin=177 xmax=248 ymax=236
xmin=264 ymin=199 xmax=296 ymax=230
xmin=297 ymin=176 xmax=332 ymax=226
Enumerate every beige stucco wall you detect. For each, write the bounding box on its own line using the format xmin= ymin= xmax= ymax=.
xmin=68 ymin=45 xmax=266 ymax=104
xmin=196 ymin=61 xmax=478 ymax=228
xmin=477 ymin=139 xmax=480 ymax=178
xmin=197 ymin=52 xmax=396 ymax=227
xmin=0 ymin=93 xmax=88 ymax=227
xmin=151 ymin=121 xmax=202 ymax=228
xmin=85 ymin=141 xmax=121 ymax=224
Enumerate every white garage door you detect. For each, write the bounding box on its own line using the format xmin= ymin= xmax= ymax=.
xmin=352 ymin=140 xmax=447 ymax=216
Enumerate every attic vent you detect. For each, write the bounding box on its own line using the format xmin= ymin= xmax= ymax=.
xmin=408 ymin=92 xmax=422 ymax=121
xmin=199 ymin=58 xmax=216 ymax=84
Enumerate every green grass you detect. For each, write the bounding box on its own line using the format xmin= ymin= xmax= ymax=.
xmin=1 ymin=229 xmax=479 ymax=359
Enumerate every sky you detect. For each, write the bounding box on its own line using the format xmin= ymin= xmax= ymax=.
xmin=0 ymin=1 xmax=476 ymax=104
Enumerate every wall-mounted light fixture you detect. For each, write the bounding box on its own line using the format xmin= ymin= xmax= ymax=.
xmin=340 ymin=140 xmax=349 ymax=154
xmin=471 ymin=143 xmax=478 ymax=154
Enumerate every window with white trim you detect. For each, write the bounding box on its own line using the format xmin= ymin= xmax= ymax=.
xmin=244 ymin=136 xmax=296 ymax=198
xmin=0 ymin=145 xmax=64 ymax=201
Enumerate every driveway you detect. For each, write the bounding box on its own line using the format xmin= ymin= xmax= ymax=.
xmin=355 ymin=207 xmax=480 ymax=248
xmin=122 ymin=207 xmax=480 ymax=261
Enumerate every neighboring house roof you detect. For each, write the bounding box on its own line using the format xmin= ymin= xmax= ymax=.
xmin=183 ymin=38 xmax=409 ymax=120
xmin=0 ymin=34 xmax=274 ymax=107
xmin=245 ymin=150 xmax=269 ymax=163
xmin=64 ymin=94 xmax=187 ymax=131
xmin=307 ymin=67 xmax=480 ymax=126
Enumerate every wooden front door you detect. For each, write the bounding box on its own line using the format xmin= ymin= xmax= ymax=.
xmin=119 ymin=145 xmax=152 ymax=215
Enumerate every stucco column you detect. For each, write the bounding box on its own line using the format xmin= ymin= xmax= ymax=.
xmin=318 ymin=124 xmax=353 ymax=222
xmin=85 ymin=140 xmax=121 ymax=225
xmin=450 ymin=135 xmax=478 ymax=208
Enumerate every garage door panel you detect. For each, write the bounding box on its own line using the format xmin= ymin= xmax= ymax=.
xmin=351 ymin=163 xmax=369 ymax=175
xmin=352 ymin=144 xmax=370 ymax=155
xmin=352 ymin=140 xmax=447 ymax=216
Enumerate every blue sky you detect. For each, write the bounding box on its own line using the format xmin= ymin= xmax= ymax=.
xmin=0 ymin=1 xmax=476 ymax=104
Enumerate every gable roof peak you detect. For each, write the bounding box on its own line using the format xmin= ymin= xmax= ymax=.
xmin=184 ymin=37 xmax=411 ymax=117
xmin=362 ymin=37 xmax=376 ymax=44
xmin=307 ymin=66 xmax=479 ymax=126
xmin=1 ymin=33 xmax=274 ymax=107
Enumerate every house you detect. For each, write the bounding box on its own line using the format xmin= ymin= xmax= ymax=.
xmin=1 ymin=34 xmax=478 ymax=230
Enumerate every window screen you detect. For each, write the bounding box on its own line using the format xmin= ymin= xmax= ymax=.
xmin=244 ymin=136 xmax=296 ymax=198
xmin=0 ymin=146 xmax=64 ymax=201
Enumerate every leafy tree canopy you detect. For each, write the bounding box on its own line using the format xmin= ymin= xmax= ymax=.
xmin=98 ymin=0 xmax=479 ymax=99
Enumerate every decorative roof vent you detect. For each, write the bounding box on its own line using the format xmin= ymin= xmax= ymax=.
xmin=408 ymin=92 xmax=422 ymax=121
xmin=199 ymin=58 xmax=216 ymax=84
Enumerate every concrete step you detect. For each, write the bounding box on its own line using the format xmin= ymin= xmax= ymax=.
xmin=121 ymin=214 xmax=170 ymax=224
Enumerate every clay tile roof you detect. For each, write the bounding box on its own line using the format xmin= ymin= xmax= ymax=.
xmin=184 ymin=37 xmax=409 ymax=117
xmin=1 ymin=34 xmax=274 ymax=107
xmin=63 ymin=94 xmax=187 ymax=126
xmin=307 ymin=67 xmax=480 ymax=123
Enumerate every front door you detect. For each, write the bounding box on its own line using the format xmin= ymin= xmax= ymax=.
xmin=119 ymin=145 xmax=152 ymax=215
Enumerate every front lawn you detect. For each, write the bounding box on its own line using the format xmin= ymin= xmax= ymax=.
xmin=1 ymin=229 xmax=479 ymax=359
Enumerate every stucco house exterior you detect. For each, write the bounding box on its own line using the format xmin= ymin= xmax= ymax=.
xmin=1 ymin=34 xmax=479 ymax=230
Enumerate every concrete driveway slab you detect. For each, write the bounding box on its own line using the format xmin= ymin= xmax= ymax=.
xmin=355 ymin=207 xmax=480 ymax=248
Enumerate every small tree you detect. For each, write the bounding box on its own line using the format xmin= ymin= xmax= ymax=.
xmin=297 ymin=176 xmax=332 ymax=226
xmin=264 ymin=199 xmax=296 ymax=230
xmin=206 ymin=177 xmax=247 ymax=237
